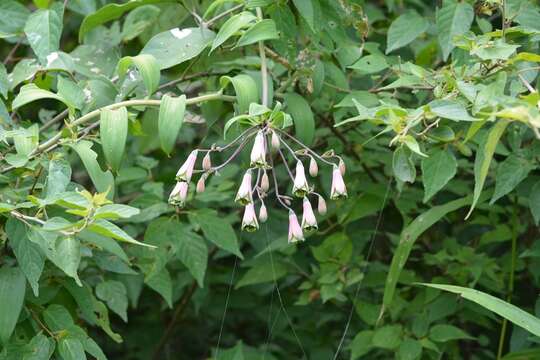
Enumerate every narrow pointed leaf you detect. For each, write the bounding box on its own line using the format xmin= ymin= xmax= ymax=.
xmin=117 ymin=54 xmax=160 ymax=95
xmin=158 ymin=94 xmax=186 ymax=155
xmin=100 ymin=107 xmax=128 ymax=172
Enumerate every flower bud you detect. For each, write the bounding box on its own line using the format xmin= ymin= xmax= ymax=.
xmin=330 ymin=165 xmax=347 ymax=200
xmin=176 ymin=150 xmax=198 ymax=182
xmin=242 ymin=203 xmax=259 ymax=232
xmin=288 ymin=210 xmax=304 ymax=243
xmin=261 ymin=171 xmax=270 ymax=192
xmin=271 ymin=130 xmax=280 ymax=151
xmin=259 ymin=203 xmax=268 ymax=223
xmin=235 ymin=170 xmax=253 ymax=205
xmin=339 ymin=158 xmax=346 ymax=176
xmin=250 ymin=131 xmax=267 ymax=168
xmin=309 ymin=157 xmax=318 ymax=177
xmin=292 ymin=161 xmax=309 ymax=197
xmin=202 ymin=152 xmax=212 ymax=171
xmin=301 ymin=198 xmax=318 ymax=232
xmin=196 ymin=177 xmax=205 ymax=193
xmin=317 ymin=196 xmax=327 ymax=215
xmin=168 ymin=181 xmax=189 ymax=207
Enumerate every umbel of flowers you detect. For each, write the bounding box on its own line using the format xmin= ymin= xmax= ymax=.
xmin=169 ymin=103 xmax=347 ymax=243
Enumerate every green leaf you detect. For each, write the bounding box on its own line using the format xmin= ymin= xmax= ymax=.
xmin=117 ymin=54 xmax=160 ymax=95
xmin=6 ymin=218 xmax=44 ymax=296
xmin=421 ymin=149 xmax=457 ymax=202
xmin=78 ymin=0 xmax=173 ymax=41
xmin=235 ymin=19 xmax=279 ymax=48
xmin=189 ymin=211 xmax=243 ymax=258
xmin=94 ymin=204 xmax=140 ymax=220
xmin=12 ymin=83 xmax=69 ymax=110
xmin=100 ymin=107 xmax=128 ymax=172
xmin=66 ymin=141 xmax=115 ymax=198
xmin=429 ymin=100 xmax=477 ymax=121
xmin=349 ymin=54 xmax=389 ymax=74
xmin=284 ymin=92 xmax=315 ymax=145
xmin=24 ymin=8 xmax=63 ymax=64
xmin=58 ymin=338 xmax=87 ymax=360
xmin=0 ymin=0 xmax=30 ymax=37
xmin=529 ymin=181 xmax=540 ymax=225
xmin=176 ymin=229 xmax=208 ymax=288
xmin=88 ymin=219 xmax=156 ymax=248
xmin=386 ymin=12 xmax=429 ymax=54
xmin=158 ymin=94 xmax=186 ymax=155
xmin=349 ymin=330 xmax=374 ymax=359
xmin=24 ymin=333 xmax=53 ymax=360
xmin=141 ymin=27 xmax=215 ymax=70
xmin=220 ymin=74 xmax=259 ymax=114
xmin=393 ymin=146 xmax=416 ymax=183
xmin=45 ymin=158 xmax=72 ymax=199
xmin=292 ymin=0 xmax=316 ymax=32
xmin=397 ymin=338 xmax=422 ymax=360
xmin=466 ymin=121 xmax=509 ymax=219
xmin=0 ymin=63 xmax=8 ymax=99
xmin=43 ymin=304 xmax=74 ymax=331
xmin=235 ymin=256 xmax=287 ymax=289
xmin=212 ymin=11 xmax=257 ymax=52
xmin=121 ymin=5 xmax=161 ymax=42
xmin=491 ymin=155 xmax=532 ymax=204
xmin=0 ymin=266 xmax=26 ymax=344
xmin=145 ymin=267 xmax=172 ymax=308
xmin=372 ymin=325 xmax=402 ymax=349
xmin=419 ymin=283 xmax=540 ymax=337
xmin=381 ymin=196 xmax=472 ymax=313
xmin=96 ymin=280 xmax=128 ymax=322
xmin=55 ymin=236 xmax=82 ymax=286
xmin=429 ymin=324 xmax=473 ymax=342
xmin=436 ymin=0 xmax=474 ymax=60
xmin=57 ymin=76 xmax=85 ymax=110
xmin=471 ymin=40 xmax=520 ymax=61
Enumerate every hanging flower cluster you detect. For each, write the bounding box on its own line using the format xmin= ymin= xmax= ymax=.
xmin=169 ymin=104 xmax=347 ymax=243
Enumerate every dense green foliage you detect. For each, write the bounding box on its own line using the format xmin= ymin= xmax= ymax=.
xmin=1 ymin=0 xmax=540 ymax=359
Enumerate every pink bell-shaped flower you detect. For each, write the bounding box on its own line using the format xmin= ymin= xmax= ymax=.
xmin=242 ymin=203 xmax=259 ymax=232
xmin=235 ymin=170 xmax=253 ymax=205
xmin=288 ymin=210 xmax=304 ymax=243
xmin=168 ymin=181 xmax=189 ymax=207
xmin=250 ymin=131 xmax=267 ymax=168
xmin=292 ymin=161 xmax=309 ymax=197
xmin=301 ymin=198 xmax=318 ymax=232
xmin=176 ymin=150 xmax=198 ymax=182
xmin=330 ymin=165 xmax=347 ymax=200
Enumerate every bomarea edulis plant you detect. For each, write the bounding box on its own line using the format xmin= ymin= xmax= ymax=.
xmin=168 ymin=103 xmax=347 ymax=242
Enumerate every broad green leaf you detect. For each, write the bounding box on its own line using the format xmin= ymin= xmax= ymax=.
xmin=393 ymin=146 xmax=416 ymax=183
xmin=117 ymin=54 xmax=160 ymax=95
xmin=491 ymin=155 xmax=532 ymax=204
xmin=141 ymin=27 xmax=215 ymax=70
xmin=471 ymin=40 xmax=520 ymax=60
xmin=78 ymin=0 xmax=173 ymax=41
xmin=235 ymin=256 xmax=287 ymax=289
xmin=466 ymin=121 xmax=509 ymax=219
xmin=529 ymin=181 xmax=540 ymax=225
xmin=429 ymin=100 xmax=477 ymax=121
xmin=55 ymin=236 xmax=82 ymax=286
xmin=24 ymin=7 xmax=63 ymax=64
xmin=24 ymin=333 xmax=53 ymax=360
xmin=58 ymin=338 xmax=86 ymax=360
xmin=177 ymin=231 xmax=208 ymax=288
xmin=212 ymin=11 xmax=257 ymax=52
xmin=220 ymin=74 xmax=259 ymax=114
xmin=372 ymin=325 xmax=402 ymax=349
xmin=100 ymin=107 xmax=128 ymax=172
xmin=189 ymin=211 xmax=243 ymax=258
xmin=292 ymin=0 xmax=317 ymax=32
xmin=6 ymin=218 xmax=44 ymax=296
xmin=397 ymin=338 xmax=422 ymax=360
xmin=284 ymin=92 xmax=315 ymax=145
xmin=88 ymin=219 xmax=156 ymax=248
xmin=96 ymin=280 xmax=128 ymax=322
xmin=43 ymin=304 xmax=74 ymax=331
xmin=57 ymin=76 xmax=85 ymax=110
xmin=45 ymin=158 xmax=72 ymax=198
xmin=334 ymin=91 xmax=379 ymax=108
xmin=145 ymin=267 xmax=172 ymax=308
xmin=0 ymin=63 xmax=8 ymax=98
xmin=12 ymin=83 xmax=69 ymax=110
xmin=436 ymin=0 xmax=474 ymax=60
xmin=349 ymin=54 xmax=389 ymax=74
xmin=94 ymin=204 xmax=140 ymax=220
xmin=420 ymin=283 xmax=540 ymax=337
xmin=0 ymin=266 xmax=26 ymax=344
xmin=421 ymin=148 xmax=457 ymax=202
xmin=0 ymin=0 xmax=30 ymax=37
xmin=158 ymin=94 xmax=186 ymax=155
xmin=381 ymin=196 xmax=472 ymax=314
xmin=349 ymin=330 xmax=374 ymax=359
xmin=429 ymin=324 xmax=473 ymax=342
xmin=235 ymin=19 xmax=279 ymax=47
xmin=386 ymin=12 xmax=429 ymax=54
xmin=121 ymin=5 xmax=161 ymax=42
xmin=402 ymin=135 xmax=427 ymax=157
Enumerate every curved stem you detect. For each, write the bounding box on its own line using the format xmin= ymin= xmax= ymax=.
xmin=269 ymin=153 xmax=291 ymax=211
xmin=275 ymin=128 xmax=336 ymax=167
xmin=256 ymin=7 xmax=269 ymax=107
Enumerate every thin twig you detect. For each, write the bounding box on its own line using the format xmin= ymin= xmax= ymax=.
xmin=3 ymin=41 xmax=22 ymax=65
xmin=204 ymin=3 xmax=244 ymax=27
xmin=256 ymin=7 xmax=269 ymax=107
